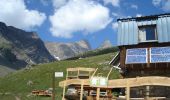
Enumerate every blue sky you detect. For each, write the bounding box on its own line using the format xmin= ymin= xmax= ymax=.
xmin=0 ymin=0 xmax=170 ymax=49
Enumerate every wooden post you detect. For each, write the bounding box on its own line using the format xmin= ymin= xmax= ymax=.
xmin=145 ymin=86 xmax=150 ymax=100
xmin=126 ymin=86 xmax=130 ymax=100
xmin=147 ymin=48 xmax=150 ymax=68
xmin=126 ymin=80 xmax=130 ymax=100
xmin=107 ymin=89 xmax=112 ymax=100
xmin=123 ymin=47 xmax=126 ymax=67
xmin=80 ymin=80 xmax=84 ymax=100
xmin=96 ymin=88 xmax=100 ymax=100
xmin=77 ymin=69 xmax=80 ymax=79
xmin=66 ymin=70 xmax=68 ymax=80
xmin=52 ymin=72 xmax=55 ymax=100
xmin=62 ymin=82 xmax=66 ymax=100
xmin=91 ymin=68 xmax=98 ymax=78
xmin=107 ymin=67 xmax=113 ymax=79
xmin=62 ymin=70 xmax=68 ymax=100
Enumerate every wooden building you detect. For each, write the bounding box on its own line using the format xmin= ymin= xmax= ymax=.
xmin=110 ymin=13 xmax=170 ymax=98
xmin=59 ymin=14 xmax=170 ymax=100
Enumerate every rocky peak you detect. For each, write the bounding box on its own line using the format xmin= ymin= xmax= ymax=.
xmin=75 ymin=39 xmax=91 ymax=50
xmin=45 ymin=40 xmax=91 ymax=60
xmin=99 ymin=40 xmax=112 ymax=49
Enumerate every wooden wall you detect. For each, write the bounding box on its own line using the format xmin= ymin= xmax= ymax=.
xmin=119 ymin=42 xmax=170 ymax=78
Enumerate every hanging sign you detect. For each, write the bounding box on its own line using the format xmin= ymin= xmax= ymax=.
xmin=55 ymin=72 xmax=63 ymax=77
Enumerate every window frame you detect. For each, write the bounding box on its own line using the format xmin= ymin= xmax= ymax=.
xmin=138 ymin=25 xmax=158 ymax=43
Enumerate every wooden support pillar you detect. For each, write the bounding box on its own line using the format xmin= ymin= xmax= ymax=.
xmin=126 ymin=80 xmax=130 ymax=100
xmin=62 ymin=82 xmax=66 ymax=100
xmin=147 ymin=48 xmax=150 ymax=68
xmin=145 ymin=86 xmax=150 ymax=100
xmin=96 ymin=88 xmax=100 ymax=100
xmin=62 ymin=70 xmax=68 ymax=100
xmin=77 ymin=69 xmax=80 ymax=79
xmin=126 ymin=87 xmax=130 ymax=100
xmin=80 ymin=80 xmax=84 ymax=100
xmin=107 ymin=89 xmax=112 ymax=100
xmin=52 ymin=72 xmax=55 ymax=100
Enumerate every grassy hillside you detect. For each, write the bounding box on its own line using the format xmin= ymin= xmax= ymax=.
xmin=0 ymin=52 xmax=120 ymax=100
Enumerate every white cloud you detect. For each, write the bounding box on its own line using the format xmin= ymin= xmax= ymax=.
xmin=162 ymin=0 xmax=170 ymax=11
xmin=152 ymin=0 xmax=170 ymax=11
xmin=152 ymin=0 xmax=161 ymax=6
xmin=112 ymin=12 xmax=119 ymax=17
xmin=49 ymin=0 xmax=112 ymax=38
xmin=136 ymin=14 xmax=142 ymax=17
xmin=127 ymin=16 xmax=132 ymax=18
xmin=112 ymin=22 xmax=118 ymax=31
xmin=52 ymin=0 xmax=68 ymax=8
xmin=131 ymin=4 xmax=138 ymax=10
xmin=0 ymin=0 xmax=46 ymax=30
xmin=40 ymin=0 xmax=49 ymax=6
xmin=103 ymin=0 xmax=120 ymax=7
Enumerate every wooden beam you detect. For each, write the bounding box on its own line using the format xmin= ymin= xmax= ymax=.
xmin=59 ymin=76 xmax=170 ymax=88
xmin=107 ymin=67 xmax=113 ymax=79
xmin=91 ymin=68 xmax=98 ymax=78
xmin=126 ymin=80 xmax=130 ymax=100
xmin=67 ymin=67 xmax=96 ymax=72
xmin=62 ymin=82 xmax=66 ymax=100
xmin=96 ymin=88 xmax=100 ymax=100
xmin=80 ymin=80 xmax=84 ymax=100
xmin=108 ymin=76 xmax=170 ymax=88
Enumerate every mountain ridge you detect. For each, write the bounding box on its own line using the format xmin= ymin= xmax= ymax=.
xmin=45 ymin=39 xmax=91 ymax=60
xmin=0 ymin=22 xmax=55 ymax=76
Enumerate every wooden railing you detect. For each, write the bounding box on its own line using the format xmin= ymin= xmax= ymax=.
xmin=59 ymin=76 xmax=170 ymax=88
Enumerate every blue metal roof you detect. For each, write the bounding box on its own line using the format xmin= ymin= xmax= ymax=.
xmin=117 ymin=20 xmax=138 ymax=46
xmin=117 ymin=14 xmax=170 ymax=46
xmin=157 ymin=16 xmax=170 ymax=43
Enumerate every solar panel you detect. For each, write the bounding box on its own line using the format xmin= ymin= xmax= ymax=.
xmin=126 ymin=48 xmax=147 ymax=64
xmin=150 ymin=47 xmax=170 ymax=63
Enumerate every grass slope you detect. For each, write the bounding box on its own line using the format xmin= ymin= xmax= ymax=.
xmin=0 ymin=52 xmax=120 ymax=100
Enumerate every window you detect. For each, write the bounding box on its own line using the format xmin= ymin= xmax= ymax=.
xmin=138 ymin=25 xmax=157 ymax=42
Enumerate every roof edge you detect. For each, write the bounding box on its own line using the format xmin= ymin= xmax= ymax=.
xmin=117 ymin=13 xmax=170 ymax=22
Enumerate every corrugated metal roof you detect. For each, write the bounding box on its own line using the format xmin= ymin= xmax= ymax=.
xmin=117 ymin=13 xmax=170 ymax=21
xmin=157 ymin=17 xmax=170 ymax=43
xmin=117 ymin=14 xmax=170 ymax=46
xmin=117 ymin=20 xmax=138 ymax=46
xmin=137 ymin=20 xmax=156 ymax=26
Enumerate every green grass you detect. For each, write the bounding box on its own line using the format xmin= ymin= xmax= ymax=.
xmin=0 ymin=52 xmax=120 ymax=100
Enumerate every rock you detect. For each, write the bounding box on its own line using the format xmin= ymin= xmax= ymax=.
xmin=99 ymin=40 xmax=112 ymax=49
xmin=45 ymin=40 xmax=91 ymax=60
xmin=0 ymin=22 xmax=55 ymax=76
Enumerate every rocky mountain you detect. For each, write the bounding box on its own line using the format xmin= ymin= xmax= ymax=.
xmin=45 ymin=40 xmax=91 ymax=60
xmin=99 ymin=40 xmax=112 ymax=49
xmin=0 ymin=22 xmax=54 ymax=76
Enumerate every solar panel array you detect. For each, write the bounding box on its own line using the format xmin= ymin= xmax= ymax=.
xmin=126 ymin=48 xmax=147 ymax=64
xmin=150 ymin=47 xmax=170 ymax=63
